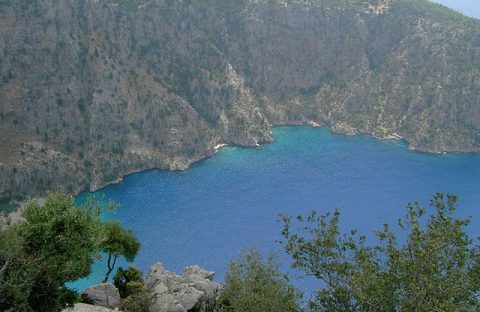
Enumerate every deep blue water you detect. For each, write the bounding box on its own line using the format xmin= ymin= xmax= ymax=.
xmin=72 ymin=127 xmax=480 ymax=299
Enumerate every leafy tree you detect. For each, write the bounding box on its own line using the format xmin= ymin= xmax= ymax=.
xmin=280 ymin=193 xmax=480 ymax=311
xmin=99 ymin=221 xmax=141 ymax=283
xmin=0 ymin=193 xmax=104 ymax=311
xmin=217 ymin=248 xmax=302 ymax=312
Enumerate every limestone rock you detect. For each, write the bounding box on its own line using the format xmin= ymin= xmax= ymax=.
xmin=183 ymin=265 xmax=215 ymax=281
xmin=62 ymin=303 xmax=113 ymax=312
xmin=82 ymin=283 xmax=121 ymax=309
xmin=145 ymin=263 xmax=223 ymax=312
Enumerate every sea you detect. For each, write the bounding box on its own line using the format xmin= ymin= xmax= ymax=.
xmin=71 ymin=127 xmax=480 ymax=300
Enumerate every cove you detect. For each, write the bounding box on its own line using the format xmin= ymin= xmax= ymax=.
xmin=71 ymin=127 xmax=480 ymax=295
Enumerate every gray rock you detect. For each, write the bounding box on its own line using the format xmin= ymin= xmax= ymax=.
xmin=145 ymin=263 xmax=223 ymax=312
xmin=149 ymin=293 xmax=185 ymax=312
xmin=82 ymin=283 xmax=121 ymax=309
xmin=173 ymin=287 xmax=205 ymax=311
xmin=182 ymin=265 xmax=215 ymax=281
xmin=62 ymin=303 xmax=113 ymax=312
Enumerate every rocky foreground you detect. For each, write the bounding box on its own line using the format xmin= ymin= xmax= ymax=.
xmin=63 ymin=263 xmax=223 ymax=312
xmin=1 ymin=0 xmax=480 ymax=203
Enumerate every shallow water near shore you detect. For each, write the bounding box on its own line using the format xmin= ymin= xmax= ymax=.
xmin=71 ymin=127 xmax=480 ymax=299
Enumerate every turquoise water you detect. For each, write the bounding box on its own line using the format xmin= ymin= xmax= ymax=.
xmin=72 ymin=127 xmax=480 ymax=297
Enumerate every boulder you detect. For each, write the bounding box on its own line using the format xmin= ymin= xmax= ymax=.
xmin=148 ymin=293 xmax=185 ymax=312
xmin=82 ymin=283 xmax=121 ymax=309
xmin=62 ymin=303 xmax=113 ymax=312
xmin=145 ymin=263 xmax=223 ymax=312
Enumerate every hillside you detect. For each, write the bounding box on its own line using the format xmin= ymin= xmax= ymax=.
xmin=0 ymin=0 xmax=479 ymax=203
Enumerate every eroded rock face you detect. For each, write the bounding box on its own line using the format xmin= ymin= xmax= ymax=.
xmin=82 ymin=283 xmax=121 ymax=309
xmin=0 ymin=0 xmax=479 ymax=202
xmin=144 ymin=263 xmax=223 ymax=312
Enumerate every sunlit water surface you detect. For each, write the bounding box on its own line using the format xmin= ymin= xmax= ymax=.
xmin=72 ymin=127 xmax=480 ymax=300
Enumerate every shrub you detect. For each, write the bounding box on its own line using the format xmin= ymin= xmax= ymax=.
xmin=217 ymin=248 xmax=301 ymax=312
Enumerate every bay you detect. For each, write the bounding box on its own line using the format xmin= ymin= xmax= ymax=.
xmin=72 ymin=127 xmax=480 ymax=298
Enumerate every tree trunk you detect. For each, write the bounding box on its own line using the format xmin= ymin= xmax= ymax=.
xmin=102 ymin=254 xmax=117 ymax=283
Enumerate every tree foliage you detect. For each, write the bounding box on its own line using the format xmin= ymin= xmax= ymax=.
xmin=0 ymin=193 xmax=103 ymax=311
xmin=114 ymin=266 xmax=152 ymax=312
xmin=0 ymin=192 xmax=138 ymax=311
xmin=218 ymin=248 xmax=302 ymax=312
xmin=280 ymin=193 xmax=480 ymax=311
xmin=99 ymin=220 xmax=141 ymax=283
xmin=114 ymin=266 xmax=143 ymax=299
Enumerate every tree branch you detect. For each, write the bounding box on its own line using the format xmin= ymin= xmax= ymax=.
xmin=0 ymin=260 xmax=9 ymax=280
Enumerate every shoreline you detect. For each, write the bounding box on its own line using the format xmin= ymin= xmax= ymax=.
xmin=6 ymin=124 xmax=474 ymax=217
xmin=72 ymin=124 xmax=471 ymax=197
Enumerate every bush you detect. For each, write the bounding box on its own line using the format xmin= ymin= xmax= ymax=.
xmin=114 ymin=266 xmax=152 ymax=312
xmin=120 ymin=288 xmax=153 ymax=312
xmin=113 ymin=266 xmax=143 ymax=298
xmin=217 ymin=248 xmax=301 ymax=312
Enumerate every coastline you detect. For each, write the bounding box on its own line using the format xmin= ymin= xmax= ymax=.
xmin=68 ymin=123 xmax=480 ymax=294
xmin=6 ymin=123 xmax=472 ymax=218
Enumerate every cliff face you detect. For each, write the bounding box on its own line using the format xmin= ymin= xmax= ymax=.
xmin=0 ymin=0 xmax=479 ymax=202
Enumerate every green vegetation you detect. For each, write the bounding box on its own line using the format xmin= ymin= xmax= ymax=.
xmin=114 ymin=266 xmax=152 ymax=312
xmin=114 ymin=266 xmax=143 ymax=298
xmin=0 ymin=193 xmax=101 ymax=311
xmin=280 ymin=193 xmax=480 ymax=311
xmin=99 ymin=221 xmax=141 ymax=283
xmin=0 ymin=193 xmax=139 ymax=311
xmin=205 ymin=0 xmax=247 ymax=16
xmin=191 ymin=0 xmax=247 ymax=24
xmin=120 ymin=288 xmax=152 ymax=312
xmin=218 ymin=248 xmax=301 ymax=312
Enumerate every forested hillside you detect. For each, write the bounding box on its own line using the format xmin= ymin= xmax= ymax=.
xmin=1 ymin=0 xmax=479 ymax=203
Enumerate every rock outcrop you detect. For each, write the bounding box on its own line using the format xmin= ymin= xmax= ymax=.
xmin=144 ymin=263 xmax=223 ymax=312
xmin=0 ymin=0 xmax=479 ymax=202
xmin=82 ymin=283 xmax=121 ymax=309
xmin=63 ymin=303 xmax=114 ymax=312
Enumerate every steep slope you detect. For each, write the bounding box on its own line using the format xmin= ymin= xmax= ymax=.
xmin=0 ymin=0 xmax=479 ymax=203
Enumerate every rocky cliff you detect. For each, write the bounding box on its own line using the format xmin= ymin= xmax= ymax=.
xmin=0 ymin=0 xmax=479 ymax=203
